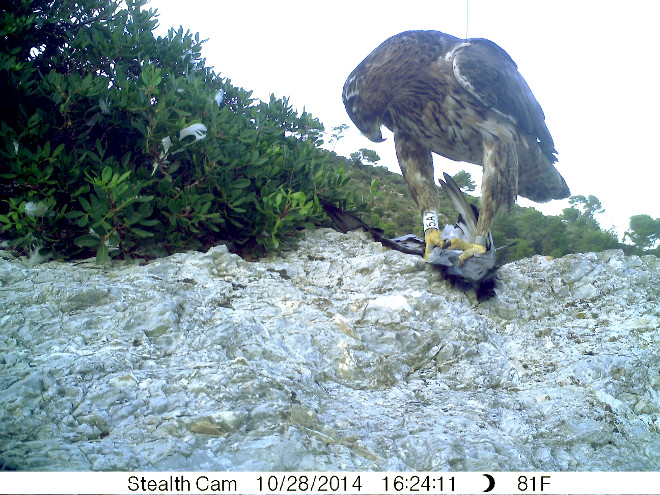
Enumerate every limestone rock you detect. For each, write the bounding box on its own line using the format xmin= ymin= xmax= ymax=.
xmin=1 ymin=229 xmax=659 ymax=470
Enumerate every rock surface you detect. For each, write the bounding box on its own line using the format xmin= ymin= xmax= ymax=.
xmin=1 ymin=228 xmax=659 ymax=471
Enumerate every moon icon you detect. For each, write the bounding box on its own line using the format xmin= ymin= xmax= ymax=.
xmin=482 ymin=474 xmax=495 ymax=492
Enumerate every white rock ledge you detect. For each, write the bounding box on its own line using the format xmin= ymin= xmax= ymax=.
xmin=1 ymin=228 xmax=659 ymax=470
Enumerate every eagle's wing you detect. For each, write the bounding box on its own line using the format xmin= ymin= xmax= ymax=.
xmin=321 ymin=202 xmax=423 ymax=256
xmin=451 ymin=38 xmax=556 ymax=161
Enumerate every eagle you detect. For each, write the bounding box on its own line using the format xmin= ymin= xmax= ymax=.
xmin=343 ymin=30 xmax=569 ymax=262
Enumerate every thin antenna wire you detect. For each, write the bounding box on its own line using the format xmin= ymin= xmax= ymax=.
xmin=465 ymin=0 xmax=469 ymax=39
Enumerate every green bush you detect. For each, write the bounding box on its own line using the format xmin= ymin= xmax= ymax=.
xmin=0 ymin=0 xmax=351 ymax=262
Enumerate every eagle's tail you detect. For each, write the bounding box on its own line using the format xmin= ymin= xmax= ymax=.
xmin=516 ymin=140 xmax=570 ymax=203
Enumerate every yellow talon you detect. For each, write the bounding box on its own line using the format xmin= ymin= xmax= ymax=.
xmin=443 ymin=237 xmax=473 ymax=251
xmin=441 ymin=237 xmax=487 ymax=266
xmin=457 ymin=243 xmax=487 ymax=265
xmin=424 ymin=229 xmax=444 ymax=259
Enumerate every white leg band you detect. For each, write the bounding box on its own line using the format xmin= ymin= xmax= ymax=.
xmin=422 ymin=210 xmax=439 ymax=232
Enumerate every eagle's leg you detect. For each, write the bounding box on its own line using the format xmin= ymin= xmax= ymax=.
xmin=394 ymin=133 xmax=447 ymax=259
xmin=458 ymin=139 xmax=518 ymax=264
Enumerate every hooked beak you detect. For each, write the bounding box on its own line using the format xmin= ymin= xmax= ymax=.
xmin=353 ymin=113 xmax=385 ymax=143
xmin=362 ymin=127 xmax=385 ymax=143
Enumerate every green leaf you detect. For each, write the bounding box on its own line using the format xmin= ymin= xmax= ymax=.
xmin=131 ymin=227 xmax=154 ymax=238
xmin=87 ymin=151 xmax=101 ymax=163
xmin=232 ymin=178 xmax=252 ymax=189
xmin=139 ymin=219 xmax=160 ymax=227
xmin=79 ymin=197 xmax=92 ymax=212
xmin=74 ymin=234 xmax=101 ymax=248
xmin=96 ymin=243 xmax=109 ymax=264
xmin=72 ymin=185 xmax=90 ymax=198
xmin=121 ymin=152 xmax=132 ymax=168
xmin=117 ymin=170 xmax=131 ymax=184
xmin=101 ymin=166 xmax=113 ymax=183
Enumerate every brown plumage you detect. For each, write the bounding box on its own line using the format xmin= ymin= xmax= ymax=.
xmin=343 ymin=30 xmax=569 ymax=258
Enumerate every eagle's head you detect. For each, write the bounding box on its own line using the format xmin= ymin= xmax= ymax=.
xmin=342 ymin=73 xmax=386 ymax=143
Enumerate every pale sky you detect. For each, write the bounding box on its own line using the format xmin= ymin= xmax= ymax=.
xmin=151 ymin=1 xmax=660 ymax=241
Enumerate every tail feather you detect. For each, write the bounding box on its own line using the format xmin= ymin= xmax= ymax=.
xmin=517 ymin=144 xmax=570 ymax=202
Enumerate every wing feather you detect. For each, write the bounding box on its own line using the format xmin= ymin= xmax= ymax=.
xmin=438 ymin=172 xmax=477 ymax=239
xmin=452 ymin=38 xmax=556 ymax=161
